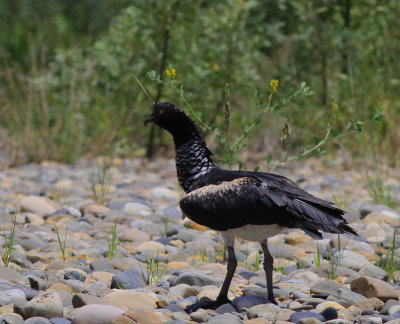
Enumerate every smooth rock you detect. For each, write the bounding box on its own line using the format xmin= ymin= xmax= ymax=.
xmin=169 ymin=284 xmax=200 ymax=298
xmin=25 ymin=317 xmax=51 ymax=324
xmin=137 ymin=241 xmax=166 ymax=254
xmin=21 ymin=196 xmax=56 ymax=216
xmin=23 ymin=291 xmax=63 ymax=319
xmin=69 ymin=304 xmax=124 ymax=324
xmin=110 ymin=266 xmax=146 ymax=289
xmin=109 ymin=258 xmax=140 ymax=272
xmin=359 ymin=265 xmax=389 ymax=281
xmin=298 ymin=318 xmax=322 ymax=324
xmin=150 ymin=187 xmax=178 ymax=200
xmin=80 ymin=203 xmax=110 ymax=215
xmin=320 ymin=307 xmax=339 ymax=321
xmin=190 ymin=309 xmax=209 ymax=323
xmin=0 ymin=267 xmax=21 ymax=281
xmin=381 ymin=300 xmax=400 ymax=315
xmin=332 ymin=250 xmax=370 ymax=271
xmin=289 ymin=312 xmax=325 ymax=324
xmin=351 ymin=276 xmax=399 ymax=302
xmin=123 ymin=202 xmax=151 ymax=215
xmin=208 ymin=313 xmax=243 ymax=324
xmin=232 ymin=296 xmax=270 ymax=312
xmin=0 ymin=289 xmax=26 ymax=307
xmin=119 ymin=228 xmax=150 ymax=243
xmin=49 ymin=318 xmax=72 ymax=324
xmin=169 ymin=271 xmax=221 ymax=287
xmin=0 ymin=313 xmax=25 ymax=324
xmin=72 ymin=293 xmax=121 ymax=308
xmin=247 ymin=304 xmax=281 ymax=321
xmin=104 ymin=291 xmax=157 ymax=309
xmin=356 ymin=298 xmax=385 ymax=311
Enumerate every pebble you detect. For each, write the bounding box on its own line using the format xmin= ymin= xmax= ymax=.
xmin=110 ymin=266 xmax=146 ymax=289
xmin=68 ymin=304 xmax=124 ymax=324
xmin=351 ymin=277 xmax=399 ymax=302
xmin=0 ymin=157 xmax=399 ymax=323
xmin=22 ymin=291 xmax=63 ymax=319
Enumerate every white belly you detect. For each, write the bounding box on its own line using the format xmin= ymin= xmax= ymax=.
xmin=220 ymin=224 xmax=285 ymax=246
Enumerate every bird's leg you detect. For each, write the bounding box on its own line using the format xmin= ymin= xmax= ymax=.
xmin=261 ymin=239 xmax=278 ymax=305
xmin=186 ymin=245 xmax=237 ymax=313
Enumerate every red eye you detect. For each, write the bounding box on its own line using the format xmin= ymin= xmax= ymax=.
xmin=159 ymin=110 xmax=164 ymax=114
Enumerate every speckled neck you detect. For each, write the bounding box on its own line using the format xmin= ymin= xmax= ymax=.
xmin=174 ymin=134 xmax=215 ymax=193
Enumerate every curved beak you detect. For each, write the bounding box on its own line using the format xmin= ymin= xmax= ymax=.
xmin=144 ymin=115 xmax=155 ymax=125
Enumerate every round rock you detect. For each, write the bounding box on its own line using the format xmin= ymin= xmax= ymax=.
xmin=23 ymin=291 xmax=63 ymax=319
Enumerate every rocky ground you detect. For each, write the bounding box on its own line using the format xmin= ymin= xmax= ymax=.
xmin=0 ymin=157 xmax=400 ymax=324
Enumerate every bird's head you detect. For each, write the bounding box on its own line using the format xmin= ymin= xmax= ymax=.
xmin=144 ymin=102 xmax=197 ymax=139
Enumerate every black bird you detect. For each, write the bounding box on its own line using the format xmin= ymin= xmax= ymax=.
xmin=145 ymin=102 xmax=357 ymax=312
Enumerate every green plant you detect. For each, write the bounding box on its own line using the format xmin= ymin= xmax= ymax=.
xmin=314 ymin=242 xmax=321 ymax=268
xmin=163 ymin=218 xmax=169 ymax=238
xmin=363 ymin=149 xmax=396 ymax=207
xmin=201 ymin=248 xmax=207 ymax=263
xmin=377 ymin=228 xmax=400 ymax=281
xmin=328 ymin=234 xmax=349 ymax=280
xmin=254 ymin=251 xmax=260 ymax=271
xmin=1 ymin=214 xmax=17 ymax=267
xmin=54 ymin=222 xmax=69 ymax=261
xmin=142 ymin=253 xmax=167 ymax=286
xmin=107 ymin=218 xmax=120 ymax=260
xmin=89 ymin=157 xmax=113 ymax=204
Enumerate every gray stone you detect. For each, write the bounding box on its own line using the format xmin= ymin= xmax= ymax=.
xmin=325 ymin=320 xmax=352 ymax=324
xmin=20 ymin=196 xmax=56 ymax=216
xmin=176 ymin=229 xmax=201 ymax=242
xmin=207 ymin=313 xmax=243 ymax=324
xmin=111 ymin=266 xmax=146 ymax=289
xmin=243 ymin=286 xmax=290 ymax=300
xmin=25 ymin=317 xmax=51 ymax=324
xmin=0 ymin=289 xmax=26 ymax=306
xmin=0 ymin=267 xmax=21 ymax=281
xmin=332 ymin=250 xmax=370 ymax=271
xmin=189 ymin=309 xmax=209 ymax=323
xmin=23 ymin=291 xmax=63 ymax=319
xmin=359 ymin=264 xmax=389 ymax=281
xmin=232 ymin=295 xmax=269 ymax=311
xmin=350 ymin=202 xmax=396 ymax=218
xmin=0 ymin=313 xmax=25 ymax=324
xmin=123 ymin=202 xmax=151 ymax=215
xmin=68 ymin=304 xmax=124 ymax=324
xmin=246 ymin=303 xmax=281 ymax=321
xmin=380 ymin=300 xmax=400 ymax=315
xmin=316 ymin=264 xmax=360 ymax=280
xmin=169 ymin=271 xmax=222 ymax=287
xmin=290 ymin=311 xmax=326 ymax=324
xmin=169 ymin=284 xmax=201 ymax=298
xmin=89 ymin=259 xmax=115 ymax=272
xmin=162 ymin=206 xmax=182 ymax=219
xmin=49 ymin=319 xmax=72 ymax=324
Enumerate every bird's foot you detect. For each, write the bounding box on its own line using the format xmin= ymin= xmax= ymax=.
xmin=185 ymin=296 xmax=231 ymax=313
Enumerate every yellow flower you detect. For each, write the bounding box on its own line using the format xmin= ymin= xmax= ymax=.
xmin=270 ymin=79 xmax=279 ymax=93
xmin=331 ymin=100 xmax=338 ymax=113
xmin=166 ymin=65 xmax=176 ymax=79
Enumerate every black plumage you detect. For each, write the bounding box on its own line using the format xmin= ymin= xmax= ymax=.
xmin=145 ymin=102 xmax=357 ymax=312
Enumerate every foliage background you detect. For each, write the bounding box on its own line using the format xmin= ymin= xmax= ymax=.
xmin=0 ymin=0 xmax=399 ymax=169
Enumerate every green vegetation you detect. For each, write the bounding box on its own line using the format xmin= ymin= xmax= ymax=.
xmin=328 ymin=234 xmax=348 ymax=280
xmin=0 ymin=1 xmax=399 ymax=205
xmin=142 ymin=253 xmax=167 ymax=286
xmin=314 ymin=242 xmax=322 ymax=268
xmin=377 ymin=228 xmax=400 ymax=282
xmin=1 ymin=214 xmax=17 ymax=267
xmin=89 ymin=157 xmax=113 ymax=204
xmin=107 ymin=218 xmax=120 ymax=260
xmin=54 ymin=223 xmax=69 ymax=261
